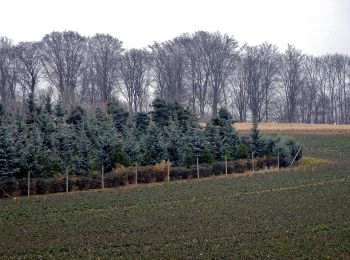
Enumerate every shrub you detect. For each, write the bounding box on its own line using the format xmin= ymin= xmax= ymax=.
xmin=233 ymin=160 xmax=246 ymax=173
xmin=35 ymin=178 xmax=49 ymax=194
xmin=105 ymin=172 xmax=128 ymax=187
xmin=18 ymin=178 xmax=36 ymax=196
xmin=272 ymin=136 xmax=302 ymax=167
xmin=212 ymin=162 xmax=226 ymax=175
xmin=153 ymin=160 xmax=168 ymax=182
xmin=88 ymin=172 xmax=103 ymax=189
xmin=170 ymin=167 xmax=191 ymax=180
xmin=190 ymin=163 xmax=212 ymax=178
xmin=137 ymin=166 xmax=155 ymax=183
xmin=76 ymin=177 xmax=93 ymax=190
xmin=48 ymin=178 xmax=67 ymax=193
xmin=126 ymin=167 xmax=136 ymax=184
xmin=0 ymin=177 xmax=19 ymax=197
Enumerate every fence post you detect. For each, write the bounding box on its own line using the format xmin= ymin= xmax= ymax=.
xmin=135 ymin=162 xmax=138 ymax=185
xmin=27 ymin=171 xmax=31 ymax=197
xmin=101 ymin=165 xmax=105 ymax=190
xmin=252 ymin=153 xmax=255 ymax=172
xmin=277 ymin=149 xmax=280 ymax=170
xmin=225 ymin=155 xmax=228 ymax=175
xmin=196 ymin=156 xmax=199 ymax=180
xmin=290 ymin=147 xmax=302 ymax=167
xmin=65 ymin=167 xmax=69 ymax=193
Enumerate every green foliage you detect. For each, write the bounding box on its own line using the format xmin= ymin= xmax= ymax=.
xmin=250 ymin=122 xmax=263 ymax=157
xmin=54 ymin=99 xmax=65 ymax=121
xmin=0 ymin=125 xmax=19 ymax=177
xmin=107 ymin=101 xmax=129 ymax=135
xmin=25 ymin=92 xmax=36 ymax=125
xmin=236 ymin=143 xmax=249 ymax=159
xmin=205 ymin=124 xmax=221 ymax=161
xmin=200 ymin=146 xmax=214 ymax=164
xmin=113 ymin=142 xmax=132 ymax=167
xmin=274 ymin=136 xmax=302 ymax=167
xmin=135 ymin=112 xmax=149 ymax=135
xmin=66 ymin=106 xmax=86 ymax=125
xmin=0 ymin=98 xmax=300 ymax=181
xmin=151 ymin=98 xmax=171 ymax=128
xmin=142 ymin=125 xmax=166 ymax=165
xmin=0 ymin=103 xmax=4 ymax=117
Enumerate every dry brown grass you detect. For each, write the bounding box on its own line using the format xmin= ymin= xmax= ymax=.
xmin=234 ymin=123 xmax=350 ymax=133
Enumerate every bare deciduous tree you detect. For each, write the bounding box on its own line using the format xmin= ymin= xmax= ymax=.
xmin=16 ymin=41 xmax=42 ymax=102
xmin=279 ymin=45 xmax=305 ymax=122
xmin=88 ymin=34 xmax=123 ymax=105
xmin=150 ymin=39 xmax=186 ymax=104
xmin=118 ymin=49 xmax=151 ymax=113
xmin=40 ymin=31 xmax=86 ymax=107
xmin=0 ymin=37 xmax=17 ymax=108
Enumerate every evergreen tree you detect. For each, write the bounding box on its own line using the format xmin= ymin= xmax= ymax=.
xmin=70 ymin=127 xmax=92 ymax=175
xmin=0 ymin=125 xmax=19 ymax=177
xmin=200 ymin=146 xmax=214 ymax=164
xmin=123 ymin=129 xmax=141 ymax=164
xmin=44 ymin=94 xmax=52 ymax=115
xmin=54 ymin=99 xmax=65 ymax=125
xmin=173 ymin=102 xmax=196 ymax=133
xmin=53 ymin=123 xmax=76 ymax=173
xmin=37 ymin=110 xmax=55 ymax=147
xmin=20 ymin=125 xmax=44 ymax=178
xmin=94 ymin=112 xmax=120 ymax=172
xmin=151 ymin=98 xmax=171 ymax=128
xmin=25 ymin=92 xmax=36 ymax=125
xmin=142 ymin=124 xmax=166 ymax=165
xmin=66 ymin=106 xmax=86 ymax=126
xmin=135 ymin=112 xmax=149 ymax=136
xmin=220 ymin=123 xmax=239 ymax=160
xmin=250 ymin=122 xmax=263 ymax=157
xmin=165 ymin=118 xmax=181 ymax=166
xmin=180 ymin=127 xmax=205 ymax=166
xmin=205 ymin=124 xmax=221 ymax=161
xmin=0 ymin=104 xmax=4 ymax=125
xmin=107 ymin=101 xmax=129 ymax=135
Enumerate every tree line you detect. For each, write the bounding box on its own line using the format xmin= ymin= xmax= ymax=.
xmin=0 ymin=31 xmax=349 ymax=124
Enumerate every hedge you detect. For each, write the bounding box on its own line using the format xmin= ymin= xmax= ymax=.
xmin=0 ymin=157 xmax=279 ymax=198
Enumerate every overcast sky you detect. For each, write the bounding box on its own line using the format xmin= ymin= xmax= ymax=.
xmin=1 ymin=0 xmax=349 ymax=55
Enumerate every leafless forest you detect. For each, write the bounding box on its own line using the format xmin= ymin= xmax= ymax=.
xmin=1 ymin=31 xmax=349 ymax=123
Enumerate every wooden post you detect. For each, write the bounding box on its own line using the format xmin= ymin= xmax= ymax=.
xmin=196 ymin=156 xmax=199 ymax=180
xmin=65 ymin=167 xmax=69 ymax=193
xmin=252 ymin=153 xmax=254 ymax=172
xmin=225 ymin=155 xmax=228 ymax=175
xmin=290 ymin=147 xmax=302 ymax=167
xmin=27 ymin=171 xmax=31 ymax=197
xmin=167 ymin=160 xmax=170 ymax=182
xmin=101 ymin=165 xmax=104 ymax=190
xmin=277 ymin=149 xmax=280 ymax=170
xmin=135 ymin=162 xmax=138 ymax=185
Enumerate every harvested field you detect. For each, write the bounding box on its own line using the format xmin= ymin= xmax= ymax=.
xmin=234 ymin=122 xmax=350 ymax=133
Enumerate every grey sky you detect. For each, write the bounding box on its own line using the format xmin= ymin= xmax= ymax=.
xmin=1 ymin=0 xmax=350 ymax=55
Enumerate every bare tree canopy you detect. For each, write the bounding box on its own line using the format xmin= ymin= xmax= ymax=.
xmin=40 ymin=31 xmax=86 ymax=107
xmin=0 ymin=37 xmax=17 ymax=106
xmin=119 ymin=48 xmax=151 ymax=114
xmin=0 ymin=30 xmax=349 ymax=124
xmin=88 ymin=34 xmax=123 ymax=105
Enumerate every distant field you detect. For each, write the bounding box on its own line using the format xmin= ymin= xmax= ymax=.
xmin=235 ymin=122 xmax=350 ymax=133
xmin=1 ymin=132 xmax=350 ymax=259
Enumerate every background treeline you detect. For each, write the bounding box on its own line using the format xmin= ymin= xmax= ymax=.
xmin=0 ymin=97 xmax=301 ymax=180
xmin=0 ymin=31 xmax=349 ymax=124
